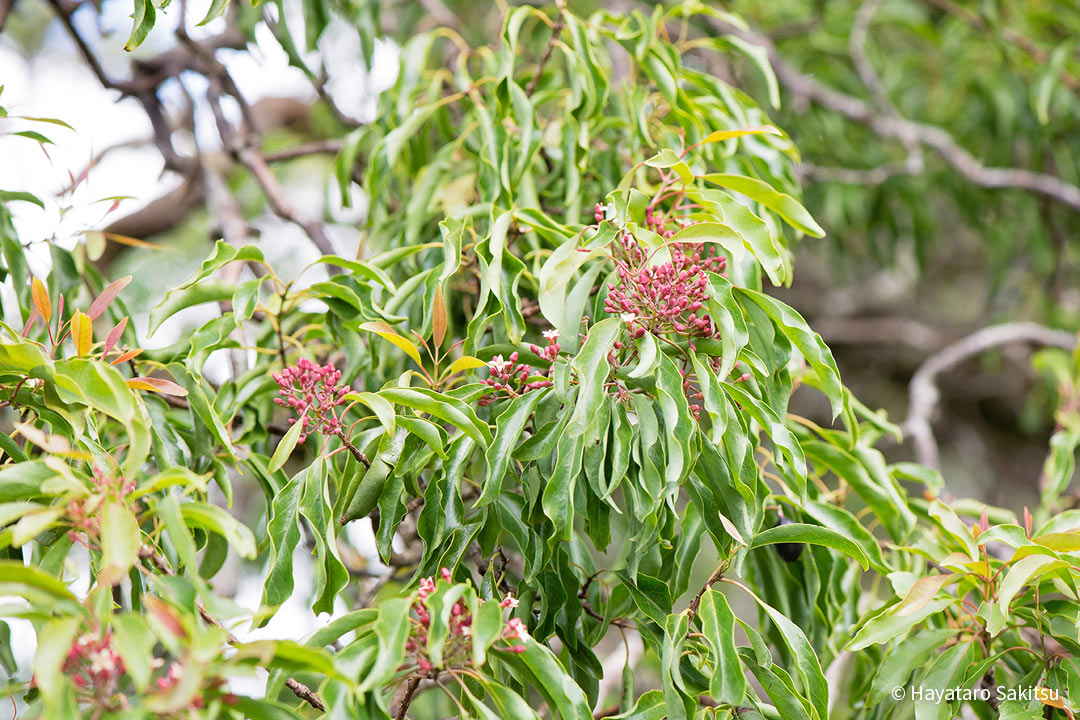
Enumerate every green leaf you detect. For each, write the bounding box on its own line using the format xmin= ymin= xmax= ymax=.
xmin=34 ymin=616 xmax=82 ymax=701
xmin=0 ymin=190 xmax=45 ymax=208
xmin=497 ymin=636 xmax=593 ymax=720
xmin=124 ymin=0 xmax=156 ymax=51
xmin=181 ymin=502 xmax=257 ymax=559
xmin=344 ymin=391 xmax=397 ymax=436
xmin=267 ymin=418 xmax=304 ymax=474
xmin=425 ymin=582 xmax=469 ymax=667
xmin=1033 ymin=41 xmax=1075 ymax=125
xmin=751 ymin=522 xmax=869 ymax=569
xmin=111 ymin=613 xmax=156 ymax=691
xmin=148 ymin=280 xmax=236 ymax=336
xmin=847 ymin=597 xmax=954 ymax=651
xmin=11 ymin=505 xmax=63 ymax=547
xmin=357 ymin=596 xmax=412 ymax=693
xmin=298 ymin=457 xmax=349 ymax=615
xmin=396 ymin=415 xmax=448 ymax=459
xmin=703 ymin=174 xmax=824 ymax=237
xmin=697 ymin=589 xmax=746 ymax=704
xmin=100 ymin=502 xmax=140 ymax=585
xmin=567 ymin=317 xmax=621 ymax=442
xmin=379 ymin=386 xmax=492 ymax=447
xmin=0 ymin=560 xmax=81 ymax=610
xmin=736 ymin=288 xmax=843 ymax=418
xmin=478 ymin=388 xmax=548 ymax=507
xmin=259 ymin=471 xmax=304 ymax=617
xmin=197 ymin=0 xmax=228 ymax=25
xmin=995 ymin=554 xmax=1068 ymax=632
xmin=868 ymin=628 xmax=956 ymax=706
xmin=728 ymin=581 xmax=828 ymax=719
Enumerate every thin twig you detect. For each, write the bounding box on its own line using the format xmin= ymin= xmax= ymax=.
xmin=237 ymin=147 xmax=337 ymax=257
xmin=394 ymin=676 xmax=422 ymax=720
xmin=686 ymin=565 xmax=726 ymax=622
xmin=264 ymin=139 xmax=345 ymax=163
xmin=525 ymin=0 xmax=567 ymax=96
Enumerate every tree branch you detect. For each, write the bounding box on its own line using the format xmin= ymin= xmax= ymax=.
xmin=901 ymin=322 xmax=1078 ymax=469
xmin=264 ymin=139 xmax=345 ymax=163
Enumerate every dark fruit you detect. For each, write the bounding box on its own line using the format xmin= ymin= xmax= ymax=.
xmin=773 ymin=515 xmax=803 ymax=563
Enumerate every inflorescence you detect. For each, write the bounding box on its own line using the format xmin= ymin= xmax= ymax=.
xmin=273 ymin=358 xmax=351 ymax=443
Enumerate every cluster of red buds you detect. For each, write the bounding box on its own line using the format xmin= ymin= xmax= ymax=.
xmin=273 ymin=358 xmax=351 ymax=443
xmin=644 ymin=205 xmax=697 ymax=239
xmin=66 ymin=466 xmax=137 ymax=547
xmin=479 ymin=330 xmax=560 ymax=406
xmin=64 ymin=631 xmax=125 ymax=695
xmin=603 ymin=233 xmax=726 ymax=342
xmin=403 ymin=568 xmax=527 ymax=675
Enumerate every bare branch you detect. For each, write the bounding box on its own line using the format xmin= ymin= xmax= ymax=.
xmin=264 ymin=139 xmax=345 ymax=163
xmin=849 ymin=0 xmax=897 ymax=118
xmin=849 ymin=0 xmax=922 ymax=170
xmin=798 ymin=161 xmax=910 ymax=186
xmin=284 ymin=678 xmax=327 ymax=712
xmin=902 ymin=322 xmax=1078 ymax=469
xmin=0 ymin=0 xmax=15 ymax=33
xmin=237 ymin=147 xmax=337 ymax=256
xmin=709 ymin=19 xmax=1080 ymax=213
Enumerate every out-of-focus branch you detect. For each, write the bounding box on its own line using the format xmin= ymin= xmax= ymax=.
xmin=812 ymin=315 xmax=950 ymax=352
xmin=237 ymin=147 xmax=336 ymax=256
xmin=264 ymin=139 xmax=344 ymax=163
xmin=202 ymin=55 xmax=338 ymax=258
xmin=708 ymin=19 xmax=1080 ymax=212
xmin=849 ymin=0 xmax=897 ymax=119
xmin=849 ymin=0 xmax=922 ymax=170
xmin=798 ymin=162 xmax=909 ymax=186
xmin=902 ymin=322 xmax=1078 ymax=469
xmin=0 ymin=0 xmax=15 ymax=33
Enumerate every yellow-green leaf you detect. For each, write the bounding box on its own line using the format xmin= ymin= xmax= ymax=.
xmin=71 ymin=310 xmax=92 ymax=356
xmin=359 ymin=321 xmax=425 ymax=368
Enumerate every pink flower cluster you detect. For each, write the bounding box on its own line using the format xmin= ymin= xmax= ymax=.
xmin=644 ymin=205 xmax=697 ymax=239
xmin=64 ymin=632 xmax=124 ymax=694
xmin=604 ymin=233 xmax=726 ymax=341
xmin=403 ymin=568 xmax=526 ymax=675
xmin=479 ymin=330 xmax=560 ymax=406
xmin=273 ymin=358 xmax=351 ymax=442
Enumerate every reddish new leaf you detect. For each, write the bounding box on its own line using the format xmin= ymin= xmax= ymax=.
xmin=102 ymin=316 xmax=129 ymax=358
xmin=126 ymin=377 xmax=188 ymax=397
xmin=87 ymin=275 xmax=132 ymax=320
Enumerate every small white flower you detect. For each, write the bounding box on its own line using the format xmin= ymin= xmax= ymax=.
xmin=489 ymin=355 xmax=511 ymax=374
xmin=542 ymin=329 xmax=559 ymax=341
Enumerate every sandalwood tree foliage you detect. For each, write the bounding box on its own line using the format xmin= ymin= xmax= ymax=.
xmin=1 ymin=3 xmax=1080 ymax=720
